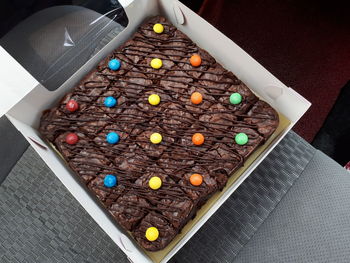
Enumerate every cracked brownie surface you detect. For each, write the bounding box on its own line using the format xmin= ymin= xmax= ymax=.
xmin=39 ymin=16 xmax=279 ymax=251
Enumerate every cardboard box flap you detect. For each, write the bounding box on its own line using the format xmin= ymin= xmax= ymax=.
xmin=0 ymin=47 xmax=39 ymax=118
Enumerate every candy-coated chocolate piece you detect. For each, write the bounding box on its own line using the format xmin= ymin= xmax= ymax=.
xmin=191 ymin=92 xmax=203 ymax=104
xmin=150 ymin=58 xmax=162 ymax=69
xmin=148 ymin=94 xmax=161 ymax=106
xmin=153 ymin=23 xmax=164 ymax=34
xmin=108 ymin=59 xmax=121 ymax=71
xmin=104 ymin=174 xmax=117 ymax=188
xmin=104 ymin=96 xmax=117 ymax=108
xmin=66 ymin=99 xmax=79 ymax=112
xmin=106 ymin=132 xmax=120 ymax=144
xmin=235 ymin=132 xmax=248 ymax=145
xmin=192 ymin=133 xmax=205 ymax=146
xmin=150 ymin=133 xmax=162 ymax=144
xmin=65 ymin=133 xmax=79 ymax=145
xmin=145 ymin=227 xmax=159 ymax=241
xmin=229 ymin=93 xmax=242 ymax=105
xmin=149 ymin=176 xmax=162 ymax=190
xmin=190 ymin=54 xmax=202 ymax=67
xmin=190 ymin=173 xmax=203 ymax=186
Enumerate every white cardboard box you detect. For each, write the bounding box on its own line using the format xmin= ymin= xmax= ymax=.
xmin=0 ymin=0 xmax=310 ymax=262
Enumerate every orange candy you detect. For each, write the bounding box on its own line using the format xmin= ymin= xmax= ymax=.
xmin=190 ymin=54 xmax=202 ymax=67
xmin=190 ymin=174 xmax=203 ymax=186
xmin=191 ymin=92 xmax=203 ymax=104
xmin=192 ymin=133 xmax=205 ymax=145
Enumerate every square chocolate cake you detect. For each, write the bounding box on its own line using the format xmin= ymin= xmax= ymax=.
xmin=39 ymin=16 xmax=279 ymax=251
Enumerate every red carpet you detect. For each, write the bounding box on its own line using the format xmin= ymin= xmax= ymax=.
xmin=198 ymin=0 xmax=350 ymax=142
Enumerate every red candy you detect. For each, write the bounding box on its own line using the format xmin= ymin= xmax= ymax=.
xmin=66 ymin=99 xmax=79 ymax=112
xmin=65 ymin=133 xmax=79 ymax=145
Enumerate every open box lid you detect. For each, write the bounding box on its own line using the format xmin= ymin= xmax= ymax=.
xmin=0 ymin=0 xmax=134 ymax=118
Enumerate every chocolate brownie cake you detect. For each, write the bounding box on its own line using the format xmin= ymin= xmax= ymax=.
xmin=39 ymin=16 xmax=279 ymax=251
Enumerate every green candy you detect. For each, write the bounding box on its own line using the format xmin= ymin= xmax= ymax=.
xmin=229 ymin=93 xmax=242 ymax=105
xmin=235 ymin=132 xmax=248 ymax=145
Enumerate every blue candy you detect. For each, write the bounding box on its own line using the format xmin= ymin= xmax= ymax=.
xmin=108 ymin=59 xmax=121 ymax=71
xmin=106 ymin=132 xmax=120 ymax=144
xmin=104 ymin=174 xmax=117 ymax=188
xmin=104 ymin=96 xmax=117 ymax=108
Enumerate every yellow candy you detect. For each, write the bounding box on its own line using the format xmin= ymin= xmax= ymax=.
xmin=149 ymin=176 xmax=162 ymax=190
xmin=145 ymin=227 xmax=159 ymax=241
xmin=150 ymin=58 xmax=162 ymax=69
xmin=150 ymin=133 xmax=162 ymax=144
xmin=148 ymin=94 xmax=161 ymax=106
xmin=153 ymin=23 xmax=164 ymax=34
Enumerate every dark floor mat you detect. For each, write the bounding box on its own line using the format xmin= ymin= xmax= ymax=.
xmin=312 ymin=81 xmax=350 ymax=166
